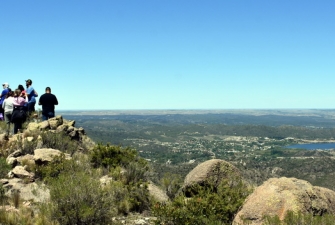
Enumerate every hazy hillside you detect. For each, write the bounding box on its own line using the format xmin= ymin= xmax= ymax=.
xmin=61 ymin=110 xmax=335 ymax=190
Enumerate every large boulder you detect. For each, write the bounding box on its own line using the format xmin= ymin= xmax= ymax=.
xmin=26 ymin=122 xmax=40 ymax=132
xmin=2 ymin=178 xmax=50 ymax=203
xmin=11 ymin=166 xmax=34 ymax=179
xmin=48 ymin=115 xmax=63 ymax=130
xmin=182 ymin=159 xmax=241 ymax=196
xmin=233 ymin=177 xmax=335 ymax=225
xmin=34 ymin=148 xmax=71 ymax=165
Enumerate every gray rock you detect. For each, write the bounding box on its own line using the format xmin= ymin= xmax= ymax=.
xmin=3 ymin=178 xmax=50 ymax=203
xmin=48 ymin=115 xmax=63 ymax=129
xmin=26 ymin=122 xmax=40 ymax=132
xmin=182 ymin=159 xmax=241 ymax=196
xmin=11 ymin=166 xmax=34 ymax=179
xmin=34 ymin=148 xmax=71 ymax=165
xmin=233 ymin=177 xmax=335 ymax=225
xmin=17 ymin=154 xmax=35 ymax=166
xmin=6 ymin=157 xmax=17 ymax=167
xmin=56 ymin=124 xmax=69 ymax=133
xmin=7 ymin=150 xmax=23 ymax=158
xmin=39 ymin=120 xmax=50 ymax=129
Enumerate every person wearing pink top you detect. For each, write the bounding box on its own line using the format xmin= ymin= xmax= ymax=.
xmin=11 ymin=89 xmax=28 ymax=134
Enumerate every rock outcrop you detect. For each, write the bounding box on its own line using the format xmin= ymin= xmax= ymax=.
xmin=1 ymin=178 xmax=50 ymax=203
xmin=182 ymin=159 xmax=241 ymax=196
xmin=34 ymin=148 xmax=71 ymax=165
xmin=233 ymin=177 xmax=335 ymax=225
xmin=2 ymin=115 xmax=95 ymax=203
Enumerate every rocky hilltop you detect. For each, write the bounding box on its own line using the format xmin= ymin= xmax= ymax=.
xmin=1 ymin=116 xmax=335 ymax=224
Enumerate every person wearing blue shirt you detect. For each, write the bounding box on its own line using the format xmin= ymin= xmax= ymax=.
xmin=25 ymin=79 xmax=38 ymax=115
xmin=0 ymin=83 xmax=10 ymax=119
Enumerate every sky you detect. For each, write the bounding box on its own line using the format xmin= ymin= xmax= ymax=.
xmin=0 ymin=0 xmax=334 ymax=110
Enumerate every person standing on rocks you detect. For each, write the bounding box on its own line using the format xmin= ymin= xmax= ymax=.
xmin=25 ymin=79 xmax=38 ymax=115
xmin=38 ymin=87 xmax=58 ymax=121
xmin=11 ymin=89 xmax=28 ymax=134
xmin=2 ymin=90 xmax=14 ymax=135
xmin=0 ymin=82 xmax=10 ymax=119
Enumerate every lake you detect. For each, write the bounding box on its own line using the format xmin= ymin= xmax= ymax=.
xmin=286 ymin=143 xmax=335 ymax=150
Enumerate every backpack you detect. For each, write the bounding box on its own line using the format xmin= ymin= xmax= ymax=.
xmin=11 ymin=107 xmax=27 ymax=123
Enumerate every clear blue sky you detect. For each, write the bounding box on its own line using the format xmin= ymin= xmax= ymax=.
xmin=1 ymin=1 xmax=334 ymax=110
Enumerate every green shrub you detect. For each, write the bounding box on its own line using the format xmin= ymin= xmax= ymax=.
xmin=0 ymin=183 xmax=6 ymax=205
xmin=123 ymin=160 xmax=149 ymax=185
xmin=127 ymin=182 xmax=151 ymax=213
xmin=35 ymin=143 xmax=152 ymax=221
xmin=40 ymin=131 xmax=78 ymax=155
xmin=35 ymin=154 xmax=70 ymax=181
xmin=8 ymin=135 xmax=38 ymax=155
xmin=263 ymin=211 xmax=335 ymax=225
xmin=160 ymin=172 xmax=183 ymax=199
xmin=43 ymin=170 xmax=115 ymax=225
xmin=106 ymin=179 xmax=150 ymax=215
xmin=90 ymin=143 xmax=152 ymax=213
xmin=0 ymin=207 xmax=36 ymax=225
xmin=0 ymin=157 xmax=11 ymax=178
xmin=152 ymin=177 xmax=251 ymax=225
xmin=90 ymin=143 xmax=137 ymax=169
xmin=36 ymin=154 xmax=115 ymax=224
xmin=22 ymin=138 xmax=38 ymax=155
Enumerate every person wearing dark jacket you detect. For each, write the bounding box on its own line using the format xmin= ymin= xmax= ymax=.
xmin=38 ymin=87 xmax=58 ymax=121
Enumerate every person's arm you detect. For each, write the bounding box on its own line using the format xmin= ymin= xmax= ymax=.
xmin=24 ymin=94 xmax=28 ymax=103
xmin=34 ymin=90 xmax=38 ymax=97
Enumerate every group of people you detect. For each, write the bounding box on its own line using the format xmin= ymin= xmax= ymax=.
xmin=0 ymin=79 xmax=59 ymax=135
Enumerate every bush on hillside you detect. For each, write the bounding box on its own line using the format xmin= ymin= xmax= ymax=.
xmin=90 ymin=143 xmax=138 ymax=169
xmin=40 ymin=132 xmax=78 ymax=155
xmin=36 ymin=143 xmax=152 ymax=221
xmin=35 ymin=154 xmax=70 ymax=180
xmin=36 ymin=154 xmax=115 ymax=224
xmin=42 ymin=170 xmax=115 ymax=225
xmin=89 ymin=143 xmax=152 ymax=214
xmin=160 ymin=172 xmax=183 ymax=199
xmin=0 ymin=183 xmax=5 ymax=205
xmin=0 ymin=157 xmax=11 ymax=178
xmin=152 ymin=177 xmax=251 ymax=225
xmin=0 ymin=207 xmax=37 ymax=225
xmin=262 ymin=211 xmax=335 ymax=225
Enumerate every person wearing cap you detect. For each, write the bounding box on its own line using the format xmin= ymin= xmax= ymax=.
xmin=25 ymin=79 xmax=38 ymax=115
xmin=0 ymin=83 xmax=10 ymax=118
xmin=38 ymin=87 xmax=58 ymax=121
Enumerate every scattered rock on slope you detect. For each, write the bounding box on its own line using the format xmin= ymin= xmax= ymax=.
xmin=233 ymin=177 xmax=335 ymax=225
xmin=182 ymin=159 xmax=241 ymax=197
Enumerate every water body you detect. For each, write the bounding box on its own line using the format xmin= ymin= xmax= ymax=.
xmin=286 ymin=143 xmax=335 ymax=150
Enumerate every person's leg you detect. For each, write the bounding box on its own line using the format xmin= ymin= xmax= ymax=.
xmin=42 ymin=114 xmax=48 ymax=121
xmin=27 ymin=102 xmax=36 ymax=115
xmin=32 ymin=102 xmax=36 ymax=112
xmin=13 ymin=122 xmax=19 ymax=134
xmin=48 ymin=112 xmax=55 ymax=119
xmin=5 ymin=113 xmax=11 ymax=135
xmin=18 ymin=122 xmax=22 ymax=133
